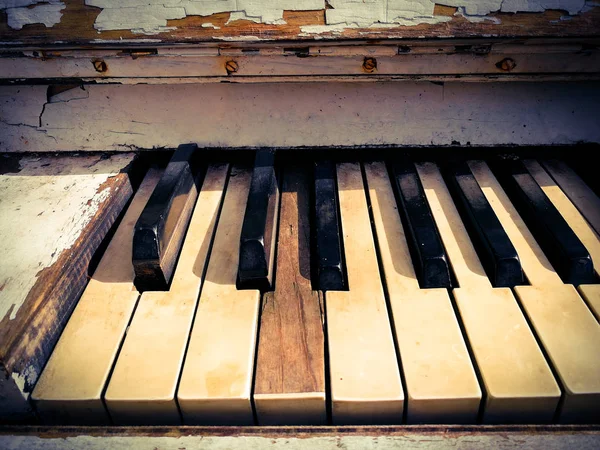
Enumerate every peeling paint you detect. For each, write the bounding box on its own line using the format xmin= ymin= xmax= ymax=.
xmin=79 ymin=0 xmax=595 ymax=36
xmin=10 ymin=365 xmax=37 ymax=400
xmin=0 ymin=1 xmax=65 ymax=30
xmin=87 ymin=0 xmax=323 ymax=34
xmin=0 ymin=153 xmax=133 ymax=321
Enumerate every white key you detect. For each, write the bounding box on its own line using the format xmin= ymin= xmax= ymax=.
xmin=417 ymin=161 xmax=560 ymax=424
xmin=103 ymin=164 xmax=228 ymax=425
xmin=542 ymin=159 xmax=600 ymax=237
xmin=470 ymin=159 xmax=600 ymax=423
xmin=326 ymin=162 xmax=403 ymax=425
xmin=178 ymin=166 xmax=260 ymax=425
xmin=364 ymin=161 xmax=480 ymax=424
xmin=31 ymin=169 xmax=162 ymax=424
xmin=525 ymin=159 xmax=600 ymax=321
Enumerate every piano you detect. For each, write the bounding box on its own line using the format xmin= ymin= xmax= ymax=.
xmin=1 ymin=1 xmax=600 ymax=448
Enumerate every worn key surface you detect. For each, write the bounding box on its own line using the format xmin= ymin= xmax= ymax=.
xmin=238 ymin=150 xmax=280 ymax=290
xmin=525 ymin=160 xmax=600 ymax=321
xmin=253 ymin=165 xmax=326 ymax=425
xmin=178 ymin=166 xmax=261 ymax=425
xmin=364 ymin=161 xmax=481 ymax=424
xmin=31 ymin=169 xmax=162 ymax=424
xmin=103 ymin=164 xmax=228 ymax=425
xmin=447 ymin=161 xmax=523 ymax=287
xmin=133 ymin=144 xmax=202 ymax=291
xmin=314 ymin=160 xmax=345 ymax=291
xmin=469 ymin=160 xmax=600 ymax=423
xmin=542 ymin=159 xmax=600 ymax=238
xmin=498 ymin=159 xmax=594 ymax=285
xmin=391 ymin=161 xmax=451 ymax=289
xmin=326 ymin=162 xmax=404 ymax=425
xmin=416 ymin=162 xmax=560 ymax=424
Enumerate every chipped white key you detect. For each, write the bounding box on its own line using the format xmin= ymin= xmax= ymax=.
xmin=326 ymin=162 xmax=403 ymax=425
xmin=103 ymin=164 xmax=228 ymax=425
xmin=470 ymin=159 xmax=600 ymax=423
xmin=178 ymin=166 xmax=260 ymax=425
xmin=527 ymin=159 xmax=600 ymax=321
xmin=417 ymin=162 xmax=560 ymax=424
xmin=31 ymin=169 xmax=162 ymax=424
xmin=364 ymin=161 xmax=481 ymax=424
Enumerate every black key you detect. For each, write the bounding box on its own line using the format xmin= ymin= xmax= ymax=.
xmin=391 ymin=161 xmax=451 ymax=288
xmin=238 ymin=150 xmax=280 ymax=290
xmin=314 ymin=160 xmax=345 ymax=291
xmin=497 ymin=159 xmax=594 ymax=285
xmin=447 ymin=161 xmax=524 ymax=287
xmin=133 ymin=143 xmax=203 ymax=291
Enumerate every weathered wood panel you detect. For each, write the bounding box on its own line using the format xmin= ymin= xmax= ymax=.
xmin=0 ymin=152 xmax=135 ymax=422
xmin=1 ymin=82 xmax=599 ymax=153
xmin=0 ymin=2 xmax=599 ymax=47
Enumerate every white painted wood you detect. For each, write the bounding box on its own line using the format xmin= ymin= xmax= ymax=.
xmin=0 ymin=153 xmax=135 ymax=323
xmin=364 ymin=161 xmax=481 ymax=424
xmin=1 ymin=82 xmax=599 ymax=153
xmin=2 ymin=52 xmax=598 ymax=80
xmin=416 ymin=162 xmax=560 ymax=424
xmin=103 ymin=164 xmax=228 ymax=425
xmin=177 ymin=166 xmax=260 ymax=425
xmin=326 ymin=162 xmax=403 ymax=425
xmin=31 ymin=168 xmax=161 ymax=424
xmin=1 ymin=429 xmax=600 ymax=450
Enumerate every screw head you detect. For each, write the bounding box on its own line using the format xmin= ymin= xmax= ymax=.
xmin=225 ymin=60 xmax=239 ymax=75
xmin=496 ymin=58 xmax=516 ymax=72
xmin=363 ymin=57 xmax=377 ymax=73
xmin=92 ymin=59 xmax=107 ymax=73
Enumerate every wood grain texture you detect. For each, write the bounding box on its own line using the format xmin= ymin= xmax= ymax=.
xmin=253 ymin=165 xmax=325 ymax=425
xmin=1 ymin=3 xmax=600 ymax=47
xmin=0 ymin=153 xmax=135 ymax=422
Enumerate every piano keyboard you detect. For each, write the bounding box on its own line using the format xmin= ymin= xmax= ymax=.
xmin=31 ymin=153 xmax=600 ymax=426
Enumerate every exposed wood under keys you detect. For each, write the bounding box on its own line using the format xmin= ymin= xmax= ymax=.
xmin=31 ymin=169 xmax=162 ymax=424
xmin=133 ymin=144 xmax=202 ymax=291
xmin=327 ymin=162 xmax=404 ymax=424
xmin=469 ymin=160 xmax=600 ymax=423
xmin=416 ymin=162 xmax=560 ymax=424
xmin=254 ymin=165 xmax=326 ymax=425
xmin=364 ymin=162 xmax=480 ymax=424
xmin=238 ymin=150 xmax=280 ymax=290
xmin=104 ymin=164 xmax=228 ymax=425
xmin=178 ymin=166 xmax=260 ymax=425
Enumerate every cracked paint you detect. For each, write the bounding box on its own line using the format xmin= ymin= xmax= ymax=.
xmin=0 ymin=1 xmax=66 ymax=30
xmin=77 ymin=0 xmax=595 ymax=35
xmin=0 ymin=148 xmax=133 ymax=322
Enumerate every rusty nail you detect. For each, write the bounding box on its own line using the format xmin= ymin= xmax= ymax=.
xmin=496 ymin=58 xmax=516 ymax=72
xmin=92 ymin=59 xmax=107 ymax=73
xmin=363 ymin=57 xmax=377 ymax=73
xmin=225 ymin=60 xmax=239 ymax=75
